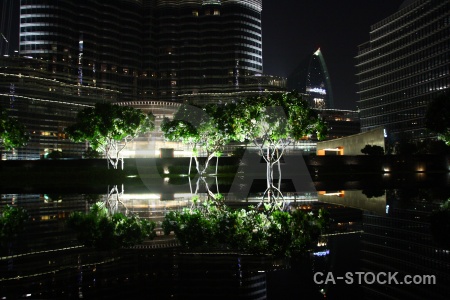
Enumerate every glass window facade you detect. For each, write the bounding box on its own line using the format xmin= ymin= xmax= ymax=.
xmin=17 ymin=0 xmax=265 ymax=103
xmin=356 ymin=0 xmax=450 ymax=145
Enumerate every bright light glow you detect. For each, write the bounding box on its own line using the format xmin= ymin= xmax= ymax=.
xmin=322 ymin=192 xmax=344 ymax=197
xmin=306 ymin=87 xmax=326 ymax=95
xmin=313 ymin=249 xmax=330 ymax=256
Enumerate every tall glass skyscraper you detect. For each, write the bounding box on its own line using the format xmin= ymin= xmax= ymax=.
xmin=1 ymin=0 xmax=274 ymax=158
xmin=356 ymin=0 xmax=449 ymax=146
xmin=287 ymin=48 xmax=334 ymax=109
xmin=18 ymin=0 xmax=266 ymax=103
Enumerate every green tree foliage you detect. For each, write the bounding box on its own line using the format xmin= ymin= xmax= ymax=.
xmin=162 ymin=199 xmax=329 ymax=257
xmin=82 ymin=146 xmax=102 ymax=159
xmin=67 ymin=202 xmax=156 ymax=250
xmin=361 ymin=144 xmax=384 ymax=155
xmin=425 ymin=92 xmax=450 ymax=145
xmin=65 ymin=103 xmax=155 ymax=169
xmin=0 ymin=205 xmax=29 ymax=245
xmin=0 ymin=106 xmax=29 ymax=150
xmin=161 ymin=103 xmax=234 ymax=175
xmin=222 ymin=91 xmax=328 ymax=208
xmin=429 ymin=199 xmax=450 ymax=248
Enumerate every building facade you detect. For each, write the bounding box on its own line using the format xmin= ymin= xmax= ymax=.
xmin=356 ymin=0 xmax=450 ymax=147
xmin=17 ymin=0 xmax=273 ymax=104
xmin=287 ymin=48 xmax=334 ymax=109
xmin=0 ymin=56 xmax=119 ymax=159
xmin=1 ymin=0 xmax=289 ymax=158
xmin=317 ymin=109 xmax=360 ymax=141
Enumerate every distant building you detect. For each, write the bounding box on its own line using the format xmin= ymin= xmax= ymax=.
xmin=356 ymin=0 xmax=450 ymax=147
xmin=317 ymin=109 xmax=360 ymax=140
xmin=287 ymin=48 xmax=334 ymax=109
xmin=0 ymin=56 xmax=118 ymax=159
xmin=316 ymin=127 xmax=385 ymax=156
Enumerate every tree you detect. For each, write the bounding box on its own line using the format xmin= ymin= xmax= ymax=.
xmin=161 ymin=199 xmax=329 ymax=257
xmin=0 ymin=205 xmax=29 ymax=246
xmin=361 ymin=144 xmax=384 ymax=155
xmin=425 ymin=92 xmax=450 ymax=145
xmin=223 ymin=92 xmax=328 ymax=210
xmin=161 ymin=103 xmax=233 ymax=176
xmin=65 ymin=103 xmax=155 ymax=169
xmin=0 ymin=106 xmax=29 ymax=151
xmin=161 ymin=103 xmax=235 ymax=199
xmin=67 ymin=202 xmax=156 ymax=250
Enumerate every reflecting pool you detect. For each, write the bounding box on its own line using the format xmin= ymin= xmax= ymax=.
xmin=1 ymin=173 xmax=449 ymax=299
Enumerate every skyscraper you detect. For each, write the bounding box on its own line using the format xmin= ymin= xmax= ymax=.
xmin=1 ymin=0 xmax=283 ymax=158
xmin=287 ymin=48 xmax=334 ymax=109
xmin=17 ymin=0 xmax=268 ymax=103
xmin=356 ymin=0 xmax=450 ymax=146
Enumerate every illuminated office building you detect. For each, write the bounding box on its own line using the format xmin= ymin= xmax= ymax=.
xmin=356 ymin=0 xmax=450 ymax=145
xmin=1 ymin=0 xmax=286 ymax=158
xmin=287 ymin=48 xmax=334 ymax=109
xmin=17 ymin=0 xmax=270 ymax=103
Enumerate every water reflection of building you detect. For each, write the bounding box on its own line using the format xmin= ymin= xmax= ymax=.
xmin=360 ymin=189 xmax=450 ymax=299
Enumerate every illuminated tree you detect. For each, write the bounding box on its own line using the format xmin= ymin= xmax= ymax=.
xmin=67 ymin=202 xmax=156 ymax=250
xmin=0 ymin=106 xmax=29 ymax=152
xmin=225 ymin=91 xmax=328 ymax=210
xmin=161 ymin=103 xmax=232 ymax=176
xmin=0 ymin=205 xmax=29 ymax=247
xmin=162 ymin=199 xmax=329 ymax=257
xmin=66 ymin=103 xmax=155 ymax=169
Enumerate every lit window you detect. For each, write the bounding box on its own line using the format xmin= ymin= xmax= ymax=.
xmin=192 ymin=10 xmax=198 ymax=16
xmin=214 ymin=10 xmax=220 ymax=15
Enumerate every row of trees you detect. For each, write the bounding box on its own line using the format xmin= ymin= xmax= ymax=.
xmin=162 ymin=199 xmax=329 ymax=257
xmin=161 ymin=92 xmax=328 ymax=206
xmin=1 ymin=92 xmax=448 ymax=166
xmin=67 ymin=202 xmax=156 ymax=250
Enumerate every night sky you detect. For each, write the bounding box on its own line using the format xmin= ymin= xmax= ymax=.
xmin=262 ymin=0 xmax=405 ymax=110
xmin=1 ymin=0 xmax=406 ymax=109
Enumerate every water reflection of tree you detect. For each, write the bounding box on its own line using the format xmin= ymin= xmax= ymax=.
xmin=0 ymin=205 xmax=29 ymax=254
xmin=162 ymin=199 xmax=329 ymax=257
xmin=67 ymin=201 xmax=156 ymax=250
xmin=105 ymin=184 xmax=126 ymax=215
xmin=362 ymin=188 xmax=385 ymax=198
xmin=429 ymin=199 xmax=450 ymax=248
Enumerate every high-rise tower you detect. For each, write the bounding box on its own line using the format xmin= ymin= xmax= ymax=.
xmin=287 ymin=48 xmax=334 ymax=109
xmin=356 ymin=0 xmax=450 ymax=145
xmin=17 ymin=0 xmax=265 ymax=103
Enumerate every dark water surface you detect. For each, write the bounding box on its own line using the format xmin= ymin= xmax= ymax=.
xmin=1 ymin=174 xmax=449 ymax=299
